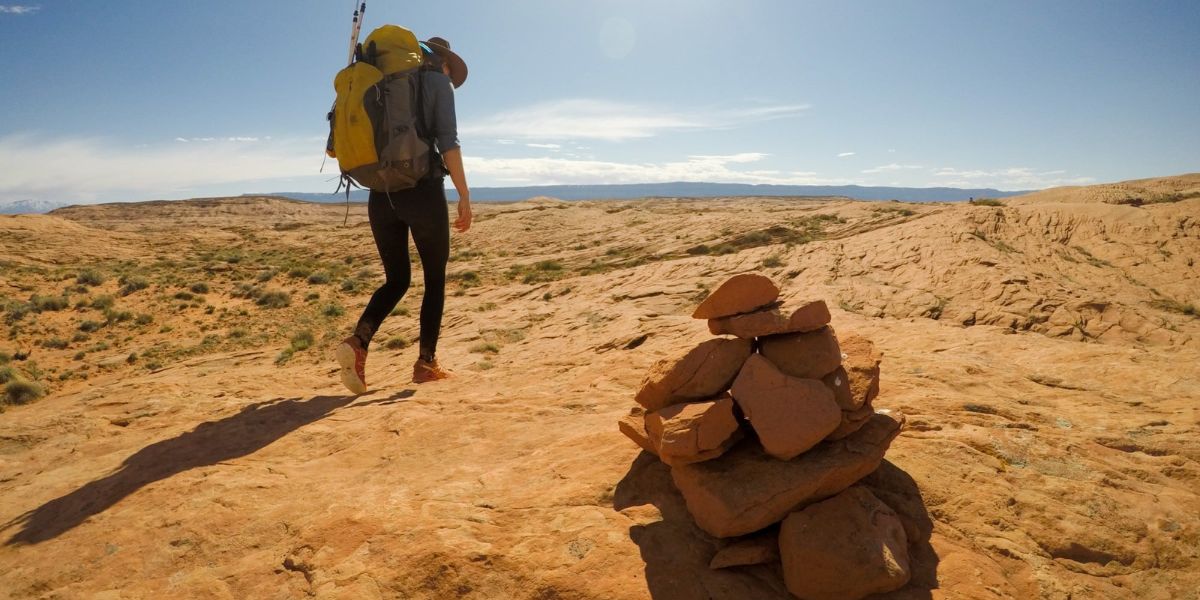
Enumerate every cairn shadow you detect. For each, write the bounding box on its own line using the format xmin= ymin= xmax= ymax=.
xmin=613 ymin=455 xmax=936 ymax=600
xmin=2 ymin=390 xmax=411 ymax=546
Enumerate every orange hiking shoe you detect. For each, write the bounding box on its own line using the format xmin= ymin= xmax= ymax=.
xmin=336 ymin=336 xmax=368 ymax=394
xmin=413 ymin=357 xmax=452 ymax=384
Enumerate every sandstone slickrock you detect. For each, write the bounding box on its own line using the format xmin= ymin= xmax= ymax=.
xmin=730 ymin=354 xmax=841 ymax=460
xmin=707 ymin=299 xmax=831 ymax=338
xmin=709 ymin=532 xmax=780 ymax=569
xmin=827 ymin=401 xmax=875 ymax=441
xmin=759 ymin=326 xmax=842 ymax=380
xmin=670 ymin=410 xmax=905 ymax=538
xmin=691 ymin=274 xmax=780 ymax=320
xmin=644 ymin=394 xmax=743 ymax=466
xmin=779 ymin=486 xmax=911 ymax=600
xmin=634 ymin=338 xmax=753 ymax=412
xmin=618 ymin=406 xmax=658 ymax=456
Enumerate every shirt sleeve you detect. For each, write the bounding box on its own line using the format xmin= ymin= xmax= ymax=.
xmin=427 ymin=72 xmax=460 ymax=153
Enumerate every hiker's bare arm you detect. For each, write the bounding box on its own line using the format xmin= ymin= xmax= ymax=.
xmin=444 ymin=147 xmax=472 ymax=232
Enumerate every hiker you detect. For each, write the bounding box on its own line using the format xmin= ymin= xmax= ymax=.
xmin=337 ymin=36 xmax=472 ymax=393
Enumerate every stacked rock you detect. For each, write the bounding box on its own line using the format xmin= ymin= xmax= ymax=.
xmin=619 ymin=273 xmax=910 ymax=600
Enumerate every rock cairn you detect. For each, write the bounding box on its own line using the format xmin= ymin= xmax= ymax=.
xmin=619 ymin=273 xmax=910 ymax=600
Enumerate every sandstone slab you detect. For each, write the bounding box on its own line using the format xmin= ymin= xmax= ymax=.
xmin=707 ymin=299 xmax=831 ymax=338
xmin=634 ymin=338 xmax=753 ymax=412
xmin=828 ymin=401 xmax=875 ymax=441
xmin=709 ymin=532 xmax=780 ymax=569
xmin=670 ymin=410 xmax=906 ymax=538
xmin=826 ymin=334 xmax=881 ymax=410
xmin=692 ymin=274 xmax=780 ymax=319
xmin=760 ymin=326 xmax=842 ymax=380
xmin=779 ymin=486 xmax=911 ymax=600
xmin=730 ymin=354 xmax=841 ymax=460
xmin=618 ymin=406 xmax=658 ymax=455
xmin=644 ymin=394 xmax=742 ymax=466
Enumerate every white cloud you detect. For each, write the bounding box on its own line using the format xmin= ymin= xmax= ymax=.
xmin=525 ymin=143 xmax=561 ymax=149
xmin=464 ymin=153 xmax=841 ymax=186
xmin=0 ymin=5 xmax=39 ymax=14
xmin=861 ymin=163 xmax=924 ymax=174
xmin=461 ymin=99 xmax=809 ymax=142
xmin=0 ymin=134 xmax=321 ymax=203
xmin=174 ymin=136 xmax=262 ymax=143
xmin=837 ymin=152 xmax=856 ymax=158
xmin=930 ymin=167 xmax=1094 ymax=189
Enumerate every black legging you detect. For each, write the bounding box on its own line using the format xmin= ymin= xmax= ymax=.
xmin=352 ymin=177 xmax=450 ymax=360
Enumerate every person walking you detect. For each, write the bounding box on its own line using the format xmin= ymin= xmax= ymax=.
xmin=337 ymin=37 xmax=471 ymax=393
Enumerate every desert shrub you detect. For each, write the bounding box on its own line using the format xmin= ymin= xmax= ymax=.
xmin=290 ymin=331 xmax=315 ymax=351
xmin=79 ymin=320 xmax=104 ymax=332
xmin=232 ymin=283 xmax=263 ymax=299
xmin=257 ymin=270 xmax=278 ymax=283
xmin=470 ymin=342 xmax=500 ymax=354
xmin=4 ymin=380 xmax=45 ymax=405
xmin=307 ymin=272 xmax=332 ymax=285
xmin=135 ymin=314 xmax=154 ymax=325
xmin=384 ymin=337 xmax=408 ymax=350
xmin=73 ymin=351 xmax=87 ymax=360
xmin=174 ymin=291 xmax=196 ymax=301
xmin=288 ymin=267 xmax=311 ymax=279
xmin=229 ymin=327 xmax=249 ymax=339
xmin=0 ymin=365 xmax=18 ymax=384
xmin=90 ymin=295 xmax=115 ymax=310
xmin=535 ymin=260 xmax=563 ymax=271
xmin=762 ymin=254 xmax=785 ymax=268
xmin=31 ymin=295 xmax=70 ymax=312
xmin=103 ymin=309 xmax=134 ymax=324
xmin=256 ymin=291 xmax=291 ymax=309
xmin=71 ymin=332 xmax=89 ymax=342
xmin=0 ymin=351 xmax=10 ymax=364
xmin=118 ymin=276 xmax=150 ymax=296
xmin=42 ymin=338 xmax=69 ymax=350
xmin=340 ymin=279 xmax=359 ymax=293
xmin=686 ymin=244 xmax=711 ymax=255
xmin=76 ymin=269 xmax=105 ymax=286
xmin=305 ymin=292 xmax=320 ymax=302
xmin=126 ymin=352 xmax=138 ymax=364
xmin=969 ymin=198 xmax=1004 ymax=207
xmin=322 ymin=304 xmax=345 ymax=317
xmin=189 ymin=282 xmax=210 ymax=294
xmin=4 ymin=301 xmax=32 ymax=323
xmin=451 ymin=271 xmax=481 ymax=287
xmin=1151 ymin=299 xmax=1198 ymax=318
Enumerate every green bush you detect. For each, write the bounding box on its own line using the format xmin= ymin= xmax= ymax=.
xmin=307 ymin=272 xmax=332 ymax=285
xmin=0 ymin=365 xmax=18 ymax=384
xmin=4 ymin=379 xmax=45 ymax=405
xmin=969 ymin=198 xmax=1004 ymax=207
xmin=322 ymin=304 xmax=345 ymax=317
xmin=91 ymin=295 xmax=116 ymax=310
xmin=119 ymin=276 xmax=150 ymax=296
xmin=257 ymin=270 xmax=278 ymax=283
xmin=77 ymin=269 xmax=105 ymax=286
xmin=340 ymin=279 xmax=359 ymax=293
xmin=385 ymin=337 xmax=408 ymax=350
xmin=174 ymin=291 xmax=196 ymax=301
xmin=42 ymin=338 xmax=69 ymax=350
xmin=256 ymin=291 xmax=291 ymax=309
xmin=287 ymin=267 xmax=311 ymax=279
xmin=232 ymin=283 xmax=263 ymax=299
xmin=31 ymin=295 xmax=70 ymax=312
xmin=189 ymin=282 xmax=211 ymax=294
xmin=135 ymin=314 xmax=154 ymax=325
xmin=290 ymin=331 xmax=315 ymax=352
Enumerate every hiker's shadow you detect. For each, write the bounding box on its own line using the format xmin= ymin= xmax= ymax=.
xmin=3 ymin=389 xmax=413 ymax=546
xmin=612 ymin=455 xmax=936 ymax=600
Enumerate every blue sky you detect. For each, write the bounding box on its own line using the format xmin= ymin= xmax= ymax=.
xmin=1 ymin=0 xmax=1197 ymax=204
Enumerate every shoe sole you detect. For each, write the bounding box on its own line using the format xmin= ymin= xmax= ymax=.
xmin=336 ymin=343 xmax=368 ymax=395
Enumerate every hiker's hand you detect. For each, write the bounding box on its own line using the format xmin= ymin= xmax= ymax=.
xmin=455 ymin=197 xmax=473 ymax=232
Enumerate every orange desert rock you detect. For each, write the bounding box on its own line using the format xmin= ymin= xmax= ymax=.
xmin=691 ymin=274 xmax=780 ymax=320
xmin=709 ymin=532 xmax=780 ymax=569
xmin=779 ymin=486 xmax=911 ymax=600
xmin=644 ymin=394 xmax=742 ymax=466
xmin=634 ymin=338 xmax=753 ymax=412
xmin=707 ymin=299 xmax=831 ymax=338
xmin=618 ymin=406 xmax=658 ymax=455
xmin=827 ymin=401 xmax=876 ymax=441
xmin=730 ymin=355 xmax=841 ymax=460
xmin=830 ymin=334 xmax=882 ymax=410
xmin=670 ymin=410 xmax=906 ymax=538
xmin=760 ymin=326 xmax=844 ymax=380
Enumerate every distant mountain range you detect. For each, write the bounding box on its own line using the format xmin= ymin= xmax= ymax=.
xmin=0 ymin=182 xmax=1027 ymax=214
xmin=266 ymin=182 xmax=1028 ymax=204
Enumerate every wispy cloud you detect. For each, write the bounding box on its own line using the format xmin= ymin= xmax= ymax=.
xmin=0 ymin=134 xmax=320 ymax=203
xmin=0 ymin=5 xmax=39 ymax=14
xmin=464 ymin=152 xmax=841 ymax=186
xmin=837 ymin=152 xmax=856 ymax=158
xmin=861 ymin=163 xmax=923 ymax=174
xmin=930 ymin=167 xmax=1094 ymax=189
xmin=174 ymin=136 xmax=265 ymax=143
xmin=525 ymin=143 xmax=561 ymax=149
xmin=462 ymin=99 xmax=810 ymax=142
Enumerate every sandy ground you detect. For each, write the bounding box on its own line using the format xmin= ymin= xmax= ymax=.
xmin=0 ymin=175 xmax=1197 ymax=599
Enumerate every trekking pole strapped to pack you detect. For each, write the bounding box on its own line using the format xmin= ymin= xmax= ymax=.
xmin=347 ymin=2 xmax=366 ymax=66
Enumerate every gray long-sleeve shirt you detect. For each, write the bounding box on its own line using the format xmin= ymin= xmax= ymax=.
xmin=417 ymin=70 xmax=459 ymax=176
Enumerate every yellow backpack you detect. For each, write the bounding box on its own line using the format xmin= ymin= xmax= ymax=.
xmin=327 ymin=25 xmax=431 ymax=192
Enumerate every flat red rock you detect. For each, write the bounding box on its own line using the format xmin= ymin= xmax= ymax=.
xmin=617 ymin=406 xmax=658 ymax=455
xmin=760 ymin=326 xmax=843 ymax=380
xmin=709 ymin=531 xmax=780 ymax=569
xmin=644 ymin=394 xmax=742 ymax=466
xmin=670 ymin=410 xmax=906 ymax=538
xmin=634 ymin=338 xmax=753 ymax=412
xmin=707 ymin=299 xmax=831 ymax=339
xmin=779 ymin=486 xmax=911 ymax=600
xmin=691 ymin=274 xmax=780 ymax=320
xmin=731 ymin=354 xmax=841 ymax=460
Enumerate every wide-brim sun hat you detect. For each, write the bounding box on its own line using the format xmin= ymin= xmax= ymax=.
xmin=421 ymin=37 xmax=468 ymax=88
